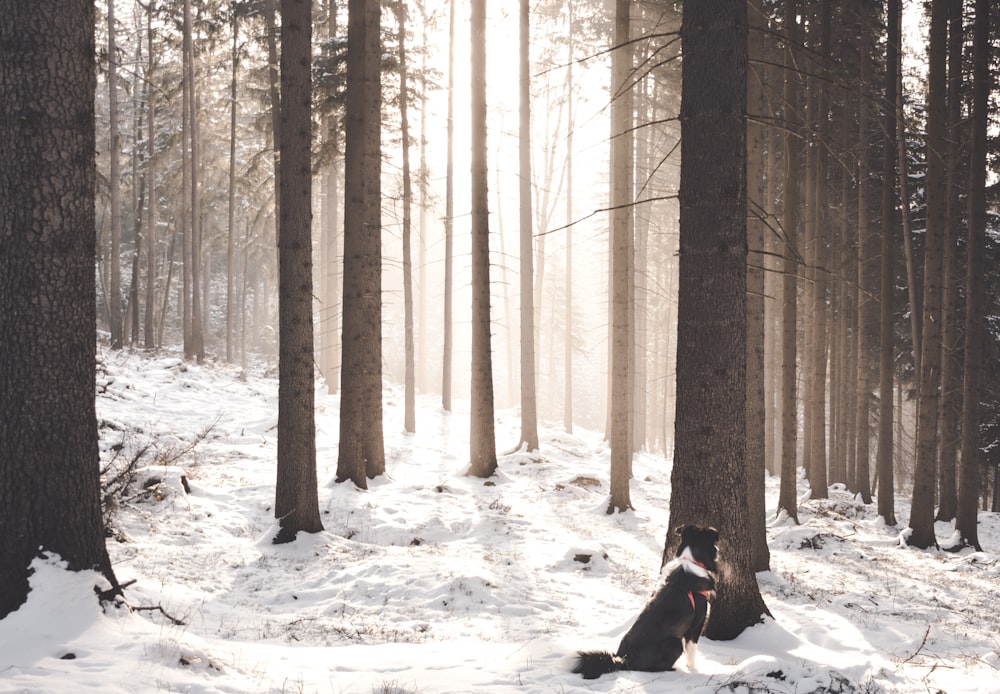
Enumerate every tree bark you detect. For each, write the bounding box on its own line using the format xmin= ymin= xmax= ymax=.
xmin=0 ymin=0 xmax=120 ymax=618
xmin=467 ymin=0 xmax=498 ymax=478
xmin=441 ymin=0 xmax=456 ymax=412
xmin=855 ymin=6 xmax=875 ymax=506
xmin=338 ymin=0 xmax=386 ymax=487
xmin=877 ymin=0 xmax=901 ymax=527
xmin=669 ymin=0 xmax=769 ymax=639
xmin=908 ymin=0 xmax=949 ymax=550
xmin=563 ymin=1 xmax=575 ymax=434
xmin=956 ymin=0 xmax=989 ymax=552
xmin=144 ymin=4 xmax=157 ymax=351
xmin=518 ymin=0 xmax=539 ymax=452
xmin=608 ymin=0 xmax=633 ymax=513
xmin=746 ymin=0 xmax=770 ymax=573
xmin=777 ymin=0 xmax=800 ymax=523
xmin=397 ymin=0 xmax=416 ymax=434
xmin=935 ymin=0 xmax=963 ymax=523
xmin=274 ymin=0 xmax=323 ymax=543
xmin=108 ymin=0 xmax=123 ymax=349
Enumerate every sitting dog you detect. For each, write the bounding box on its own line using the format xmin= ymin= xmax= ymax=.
xmin=572 ymin=525 xmax=719 ymax=679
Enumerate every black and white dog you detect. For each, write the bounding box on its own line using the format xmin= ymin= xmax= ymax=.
xmin=572 ymin=525 xmax=719 ymax=679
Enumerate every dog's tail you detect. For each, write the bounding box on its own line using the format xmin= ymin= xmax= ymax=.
xmin=572 ymin=650 xmax=624 ymax=679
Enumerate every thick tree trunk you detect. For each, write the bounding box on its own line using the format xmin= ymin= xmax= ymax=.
xmin=0 ymin=0 xmax=120 ymax=618
xmin=274 ymin=0 xmax=323 ymax=543
xmin=669 ymin=0 xmax=769 ymax=639
xmin=338 ymin=0 xmax=386 ymax=487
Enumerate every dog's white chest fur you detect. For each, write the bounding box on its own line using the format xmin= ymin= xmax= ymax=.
xmin=661 ymin=546 xmax=710 ymax=580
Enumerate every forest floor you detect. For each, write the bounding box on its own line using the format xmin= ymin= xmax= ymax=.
xmin=1 ymin=347 xmax=998 ymax=693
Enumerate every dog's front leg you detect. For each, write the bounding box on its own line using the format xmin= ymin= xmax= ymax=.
xmin=683 ymin=639 xmax=698 ymax=671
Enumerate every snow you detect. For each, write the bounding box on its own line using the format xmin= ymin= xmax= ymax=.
xmin=2 ymin=349 xmax=998 ymax=693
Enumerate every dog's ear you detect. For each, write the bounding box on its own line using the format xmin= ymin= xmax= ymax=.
xmin=675 ymin=524 xmax=692 ymax=539
xmin=704 ymin=527 xmax=719 ymax=544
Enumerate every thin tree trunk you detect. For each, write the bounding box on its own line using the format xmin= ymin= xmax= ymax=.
xmin=608 ymin=0 xmax=633 ymax=513
xmin=108 ymin=0 xmax=123 ymax=348
xmin=956 ymin=0 xmax=989 ymax=552
xmin=777 ymin=0 xmax=800 ymax=523
xmin=746 ymin=0 xmax=770 ymax=572
xmin=441 ymin=0 xmax=455 ymax=412
xmin=908 ymin=0 xmax=949 ymax=550
xmin=467 ymin=0 xmax=498 ymax=478
xmin=563 ymin=0 xmax=574 ymax=434
xmin=397 ymin=0 xmax=416 ymax=434
xmin=518 ymin=0 xmax=538 ymax=451
xmin=144 ymin=3 xmax=157 ymax=350
xmin=877 ymin=0 xmax=901 ymax=527
xmin=935 ymin=0 xmax=963 ymax=522
xmin=226 ymin=9 xmax=239 ymax=363
xmin=855 ymin=10 xmax=874 ymax=506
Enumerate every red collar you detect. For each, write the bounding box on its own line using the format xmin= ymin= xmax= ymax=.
xmin=682 ymin=555 xmax=706 ymax=569
xmin=687 ymin=590 xmax=712 ymax=610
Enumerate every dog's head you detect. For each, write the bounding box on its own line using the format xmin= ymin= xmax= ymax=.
xmin=674 ymin=525 xmax=719 ymax=571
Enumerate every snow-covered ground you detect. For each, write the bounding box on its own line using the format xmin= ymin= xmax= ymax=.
xmin=2 ymin=349 xmax=998 ymax=693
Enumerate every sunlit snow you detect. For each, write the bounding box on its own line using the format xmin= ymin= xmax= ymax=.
xmin=1 ymin=348 xmax=997 ymax=693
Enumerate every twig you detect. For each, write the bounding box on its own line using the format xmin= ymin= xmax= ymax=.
xmin=133 ymin=604 xmax=186 ymax=626
xmin=900 ymin=625 xmax=931 ymax=665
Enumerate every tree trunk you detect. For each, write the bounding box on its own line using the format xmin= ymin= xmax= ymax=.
xmin=607 ymin=0 xmax=633 ymax=513
xmin=855 ymin=9 xmax=874 ymax=506
xmin=108 ymin=0 xmax=123 ymax=349
xmin=0 ymin=0 xmax=120 ymax=618
xmin=274 ymin=0 xmax=323 ymax=543
xmin=908 ymin=0 xmax=949 ymax=550
xmin=746 ymin=0 xmax=770 ymax=573
xmin=563 ymin=1 xmax=575 ymax=434
xmin=338 ymin=0 xmax=386 ymax=487
xmin=777 ymin=0 xmax=800 ymax=523
xmin=935 ymin=0 xmax=963 ymax=523
xmin=183 ymin=0 xmax=204 ymax=362
xmin=467 ymin=0 xmax=498 ymax=478
xmin=397 ymin=0 xmax=416 ymax=434
xmin=226 ymin=9 xmax=239 ymax=363
xmin=518 ymin=0 xmax=539 ymax=452
xmin=669 ymin=0 xmax=769 ymax=639
xmin=441 ymin=0 xmax=455 ymax=412
xmin=956 ymin=0 xmax=989 ymax=552
xmin=877 ymin=0 xmax=901 ymax=527
xmin=144 ymin=4 xmax=157 ymax=351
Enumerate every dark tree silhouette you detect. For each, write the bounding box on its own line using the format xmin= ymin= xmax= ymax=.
xmin=274 ymin=0 xmax=324 ymax=543
xmin=0 ymin=0 xmax=120 ymax=618
xmin=667 ymin=0 xmax=770 ymax=640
